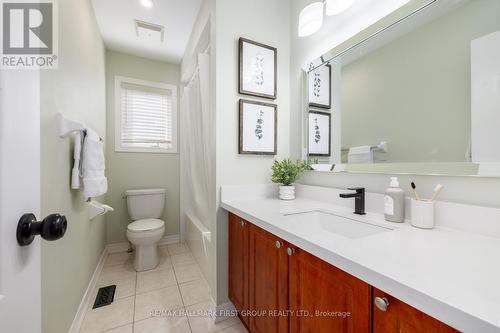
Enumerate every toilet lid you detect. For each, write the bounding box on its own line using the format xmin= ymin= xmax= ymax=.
xmin=128 ymin=219 xmax=164 ymax=233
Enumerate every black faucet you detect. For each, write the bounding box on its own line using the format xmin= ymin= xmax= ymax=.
xmin=339 ymin=188 xmax=366 ymax=215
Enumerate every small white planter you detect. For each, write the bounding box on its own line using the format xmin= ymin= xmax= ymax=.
xmin=279 ymin=185 xmax=296 ymax=200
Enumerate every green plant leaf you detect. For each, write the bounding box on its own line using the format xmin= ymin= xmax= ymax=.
xmin=271 ymin=158 xmax=311 ymax=186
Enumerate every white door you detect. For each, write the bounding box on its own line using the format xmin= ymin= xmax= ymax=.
xmin=0 ymin=69 xmax=42 ymax=332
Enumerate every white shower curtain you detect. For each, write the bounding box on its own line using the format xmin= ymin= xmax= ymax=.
xmin=181 ymin=53 xmax=213 ymax=230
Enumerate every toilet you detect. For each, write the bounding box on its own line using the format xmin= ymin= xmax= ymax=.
xmin=125 ymin=188 xmax=166 ymax=272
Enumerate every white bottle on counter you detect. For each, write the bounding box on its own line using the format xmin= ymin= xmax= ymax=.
xmin=384 ymin=177 xmax=405 ymax=223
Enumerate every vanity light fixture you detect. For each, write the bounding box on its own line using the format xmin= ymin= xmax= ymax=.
xmin=140 ymin=0 xmax=154 ymax=8
xmin=325 ymin=0 xmax=355 ymax=16
xmin=298 ymin=0 xmax=356 ymax=37
xmin=298 ymin=2 xmax=324 ymax=37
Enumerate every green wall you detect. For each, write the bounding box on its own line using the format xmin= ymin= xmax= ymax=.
xmin=40 ymin=0 xmax=106 ymax=332
xmin=105 ymin=50 xmax=181 ymax=244
xmin=341 ymin=0 xmax=500 ymax=163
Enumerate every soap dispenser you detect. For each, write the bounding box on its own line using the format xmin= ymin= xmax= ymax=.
xmin=384 ymin=177 xmax=405 ymax=223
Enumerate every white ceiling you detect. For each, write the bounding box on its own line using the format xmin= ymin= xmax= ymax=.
xmin=91 ymin=0 xmax=202 ymax=64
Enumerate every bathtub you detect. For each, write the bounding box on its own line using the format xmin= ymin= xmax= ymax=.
xmin=184 ymin=211 xmax=211 ymax=283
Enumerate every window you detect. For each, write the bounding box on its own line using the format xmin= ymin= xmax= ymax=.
xmin=115 ymin=76 xmax=177 ymax=153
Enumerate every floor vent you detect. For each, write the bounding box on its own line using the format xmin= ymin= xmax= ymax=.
xmin=93 ymin=285 xmax=116 ymax=309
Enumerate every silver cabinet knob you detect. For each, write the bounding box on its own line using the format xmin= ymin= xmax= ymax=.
xmin=275 ymin=240 xmax=283 ymax=248
xmin=286 ymin=247 xmax=295 ymax=256
xmin=240 ymin=220 xmax=245 ymax=227
xmin=374 ymin=297 xmax=389 ymax=311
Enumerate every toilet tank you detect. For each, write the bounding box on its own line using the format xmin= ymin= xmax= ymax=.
xmin=125 ymin=188 xmax=166 ymax=221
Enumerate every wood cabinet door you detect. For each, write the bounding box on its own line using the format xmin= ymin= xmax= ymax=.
xmin=248 ymin=223 xmax=289 ymax=333
xmin=372 ymin=288 xmax=459 ymax=333
xmin=289 ymin=247 xmax=371 ymax=333
xmin=228 ymin=212 xmax=249 ymax=325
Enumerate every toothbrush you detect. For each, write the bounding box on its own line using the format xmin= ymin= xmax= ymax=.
xmin=430 ymin=184 xmax=443 ymax=201
xmin=410 ymin=182 xmax=421 ymax=201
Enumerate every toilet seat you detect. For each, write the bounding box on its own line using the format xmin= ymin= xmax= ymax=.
xmin=127 ymin=218 xmax=164 ymax=233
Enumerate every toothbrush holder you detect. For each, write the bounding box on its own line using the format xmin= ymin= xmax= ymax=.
xmin=411 ymin=199 xmax=435 ymax=229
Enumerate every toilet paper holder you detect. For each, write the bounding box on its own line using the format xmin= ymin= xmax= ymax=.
xmin=88 ymin=200 xmax=114 ymax=220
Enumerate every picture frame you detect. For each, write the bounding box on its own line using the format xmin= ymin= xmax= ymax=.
xmin=239 ymin=38 xmax=277 ymax=99
xmin=308 ymin=111 xmax=331 ymax=156
xmin=239 ymin=99 xmax=277 ymax=155
xmin=308 ymin=64 xmax=331 ymax=109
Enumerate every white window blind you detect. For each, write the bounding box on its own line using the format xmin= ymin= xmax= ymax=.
xmin=120 ymin=81 xmax=173 ymax=150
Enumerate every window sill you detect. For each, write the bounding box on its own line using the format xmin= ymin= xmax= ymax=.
xmin=114 ymin=146 xmax=178 ymax=154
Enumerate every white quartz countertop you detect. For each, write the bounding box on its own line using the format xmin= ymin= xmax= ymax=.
xmin=221 ymin=195 xmax=500 ymax=333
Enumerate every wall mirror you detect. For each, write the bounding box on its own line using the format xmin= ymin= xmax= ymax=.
xmin=303 ymin=0 xmax=500 ymax=177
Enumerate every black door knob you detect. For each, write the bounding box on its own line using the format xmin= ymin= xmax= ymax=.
xmin=16 ymin=213 xmax=67 ymax=246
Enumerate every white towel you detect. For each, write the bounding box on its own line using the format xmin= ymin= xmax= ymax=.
xmin=348 ymin=145 xmax=373 ymax=163
xmin=82 ymin=128 xmax=107 ymax=198
xmin=311 ymin=164 xmax=334 ymax=171
xmin=71 ymin=131 xmax=83 ymax=189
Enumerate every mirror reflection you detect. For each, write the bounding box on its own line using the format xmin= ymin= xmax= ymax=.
xmin=305 ymin=0 xmax=500 ymax=176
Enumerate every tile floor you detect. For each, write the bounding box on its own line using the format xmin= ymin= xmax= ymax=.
xmin=80 ymin=243 xmax=247 ymax=333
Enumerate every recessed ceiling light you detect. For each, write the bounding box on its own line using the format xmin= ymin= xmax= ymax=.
xmin=140 ymin=0 xmax=154 ymax=8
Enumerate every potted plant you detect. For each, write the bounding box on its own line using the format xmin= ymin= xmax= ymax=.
xmin=271 ymin=159 xmax=310 ymax=200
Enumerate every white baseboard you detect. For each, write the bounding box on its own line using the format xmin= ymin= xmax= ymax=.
xmin=106 ymin=234 xmax=180 ymax=254
xmin=68 ymin=246 xmax=108 ymax=333
xmin=214 ymin=301 xmax=237 ymax=323
xmin=106 ymin=241 xmax=130 ymax=254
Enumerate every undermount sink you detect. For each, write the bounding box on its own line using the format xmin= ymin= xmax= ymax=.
xmin=283 ymin=211 xmax=392 ymax=239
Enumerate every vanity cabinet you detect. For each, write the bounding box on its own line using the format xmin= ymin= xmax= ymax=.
xmin=372 ymin=288 xmax=458 ymax=333
xmin=229 ymin=213 xmax=369 ymax=332
xmin=228 ymin=212 xmax=457 ymax=333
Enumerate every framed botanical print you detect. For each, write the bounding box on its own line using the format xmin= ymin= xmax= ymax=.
xmin=239 ymin=38 xmax=277 ymax=99
xmin=239 ymin=99 xmax=277 ymax=155
xmin=308 ymin=111 xmax=331 ymax=156
xmin=308 ymin=64 xmax=331 ymax=109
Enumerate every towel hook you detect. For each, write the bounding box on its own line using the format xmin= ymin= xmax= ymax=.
xmin=56 ymin=113 xmax=85 ymax=138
